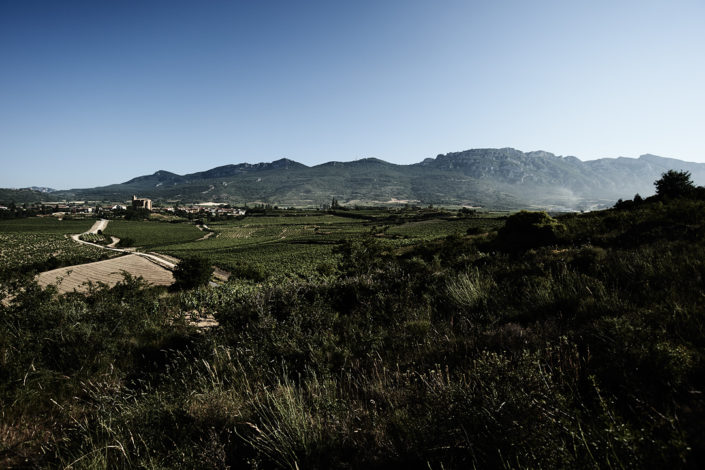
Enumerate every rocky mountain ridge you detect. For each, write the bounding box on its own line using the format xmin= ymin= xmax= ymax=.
xmin=4 ymin=148 xmax=704 ymax=209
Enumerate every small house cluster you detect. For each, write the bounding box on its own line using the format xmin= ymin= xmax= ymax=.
xmin=0 ymin=197 xmax=248 ymax=220
xmin=168 ymin=206 xmax=246 ymax=216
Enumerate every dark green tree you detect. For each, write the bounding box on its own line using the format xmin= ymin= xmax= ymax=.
xmin=124 ymin=207 xmax=151 ymax=220
xmin=171 ymin=256 xmax=214 ymax=290
xmin=654 ymin=170 xmax=695 ymax=198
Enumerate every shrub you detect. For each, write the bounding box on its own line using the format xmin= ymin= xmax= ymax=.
xmin=172 ymin=256 xmax=214 ymax=290
xmin=229 ymin=261 xmax=267 ymax=282
xmin=446 ymin=268 xmax=495 ymax=323
xmin=116 ymin=236 xmax=135 ymax=247
xmin=497 ymin=211 xmax=566 ymax=251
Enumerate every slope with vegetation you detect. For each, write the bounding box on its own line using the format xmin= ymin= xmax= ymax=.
xmin=34 ymin=148 xmax=705 ymax=209
xmin=1 ymin=172 xmax=704 ymax=468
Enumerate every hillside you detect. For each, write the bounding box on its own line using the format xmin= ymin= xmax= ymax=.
xmin=2 ymin=183 xmax=705 ymax=467
xmin=0 ymin=188 xmax=52 ymax=204
xmin=5 ymin=148 xmax=705 ymax=209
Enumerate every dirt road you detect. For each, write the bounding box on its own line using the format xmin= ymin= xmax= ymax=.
xmin=69 ymin=219 xmax=177 ymax=270
xmin=37 ymin=219 xmax=222 ymax=325
xmin=88 ymin=219 xmax=109 ymax=234
xmin=70 ymin=219 xmax=108 ymax=243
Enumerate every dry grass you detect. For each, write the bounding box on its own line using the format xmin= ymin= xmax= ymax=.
xmin=36 ymin=254 xmax=174 ymax=293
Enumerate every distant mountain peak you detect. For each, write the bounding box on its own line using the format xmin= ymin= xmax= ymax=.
xmin=526 ymin=150 xmax=557 ymax=159
xmin=26 ymin=186 xmax=56 ymax=193
xmin=185 ymin=158 xmax=307 ymax=180
xmin=124 ymin=170 xmax=184 ymax=185
xmin=349 ymin=157 xmax=391 ymax=165
xmin=24 ymin=147 xmax=704 ymax=210
xmin=268 ymin=158 xmax=307 ymax=169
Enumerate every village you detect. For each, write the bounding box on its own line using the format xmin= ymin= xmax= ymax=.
xmin=0 ymin=195 xmax=247 ymax=219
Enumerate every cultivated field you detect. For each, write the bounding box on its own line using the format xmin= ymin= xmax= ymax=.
xmin=0 ymin=210 xmax=505 ymax=283
xmin=0 ymin=217 xmax=95 ymax=234
xmin=0 ymin=218 xmax=117 ymax=277
xmin=146 ymin=210 xmax=506 ymax=279
xmin=36 ymin=253 xmax=174 ymax=293
xmin=386 ymin=217 xmax=503 ymax=239
xmin=103 ymin=220 xmax=203 ymax=248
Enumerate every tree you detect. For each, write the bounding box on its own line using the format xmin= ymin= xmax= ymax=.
xmin=171 ymin=256 xmax=214 ymax=290
xmin=654 ymin=170 xmax=695 ymax=198
xmin=124 ymin=207 xmax=151 ymax=220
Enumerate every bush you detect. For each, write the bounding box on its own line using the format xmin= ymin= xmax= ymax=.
xmin=229 ymin=261 xmax=267 ymax=282
xmin=116 ymin=236 xmax=135 ymax=247
xmin=172 ymin=256 xmax=214 ymax=291
xmin=497 ymin=211 xmax=566 ymax=251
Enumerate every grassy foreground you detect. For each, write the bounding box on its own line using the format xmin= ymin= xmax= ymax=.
xmin=1 ymin=195 xmax=705 ymax=468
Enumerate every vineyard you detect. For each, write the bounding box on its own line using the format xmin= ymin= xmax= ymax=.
xmin=0 ymin=218 xmax=117 ymax=277
xmin=145 ymin=210 xmax=506 ymax=279
xmin=78 ymin=233 xmax=111 ymax=244
xmin=0 ymin=211 xmax=507 ymax=282
xmin=0 ymin=217 xmax=95 ymax=234
xmin=102 ymin=220 xmax=204 ymax=248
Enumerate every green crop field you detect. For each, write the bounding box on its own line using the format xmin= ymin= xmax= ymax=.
xmin=0 ymin=217 xmax=115 ymax=276
xmin=386 ymin=217 xmax=504 ymax=239
xmin=146 ymin=211 xmax=506 ymax=279
xmin=0 ymin=212 xmax=506 ymax=281
xmin=0 ymin=217 xmax=95 ymax=234
xmin=103 ymin=220 xmax=204 ymax=248
xmin=152 ymin=214 xmax=371 ymax=279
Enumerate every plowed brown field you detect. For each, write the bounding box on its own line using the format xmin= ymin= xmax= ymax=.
xmin=37 ymin=254 xmax=174 ymax=293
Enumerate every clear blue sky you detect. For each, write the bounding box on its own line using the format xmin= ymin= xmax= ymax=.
xmin=1 ymin=0 xmax=704 ymax=189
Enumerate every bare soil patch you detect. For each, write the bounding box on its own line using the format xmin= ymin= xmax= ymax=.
xmin=37 ymin=254 xmax=174 ymax=294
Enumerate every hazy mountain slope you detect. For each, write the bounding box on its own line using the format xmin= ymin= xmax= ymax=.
xmin=8 ymin=148 xmax=705 ymax=209
xmin=585 ymin=154 xmax=705 ymax=197
xmin=0 ymin=188 xmax=51 ymax=204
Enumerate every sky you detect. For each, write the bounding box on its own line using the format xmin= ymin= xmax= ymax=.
xmin=1 ymin=0 xmax=704 ymax=189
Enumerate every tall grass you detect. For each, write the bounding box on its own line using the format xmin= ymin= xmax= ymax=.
xmin=2 ymin=198 xmax=704 ymax=467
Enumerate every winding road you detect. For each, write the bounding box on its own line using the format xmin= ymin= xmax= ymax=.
xmin=70 ymin=219 xmax=177 ymax=270
xmin=38 ymin=218 xmax=222 ymax=326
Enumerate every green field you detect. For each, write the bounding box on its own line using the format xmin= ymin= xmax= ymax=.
xmin=0 ymin=217 xmax=95 ymax=234
xmin=0 ymin=217 xmax=114 ymax=276
xmin=0 ymin=211 xmax=506 ymax=281
xmin=385 ymin=217 xmax=504 ymax=239
xmin=146 ymin=211 xmax=505 ymax=279
xmin=152 ymin=214 xmax=370 ymax=278
xmin=103 ymin=220 xmax=204 ymax=248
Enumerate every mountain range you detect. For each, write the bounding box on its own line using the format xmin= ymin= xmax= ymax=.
xmin=4 ymin=148 xmax=705 ymax=210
